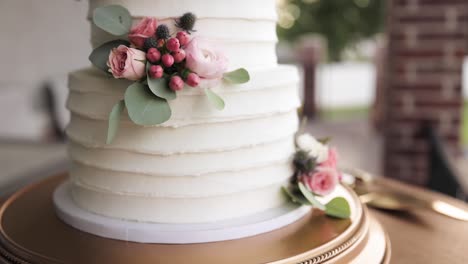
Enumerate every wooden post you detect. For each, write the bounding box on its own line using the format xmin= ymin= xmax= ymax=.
xmin=296 ymin=36 xmax=324 ymax=119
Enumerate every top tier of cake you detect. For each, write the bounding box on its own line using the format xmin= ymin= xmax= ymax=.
xmin=89 ymin=0 xmax=278 ymax=70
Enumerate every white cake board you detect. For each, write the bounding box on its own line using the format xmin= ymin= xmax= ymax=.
xmin=53 ymin=181 xmax=310 ymax=244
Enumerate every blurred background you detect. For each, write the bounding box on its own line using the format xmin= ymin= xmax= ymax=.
xmin=0 ymin=0 xmax=467 ymax=200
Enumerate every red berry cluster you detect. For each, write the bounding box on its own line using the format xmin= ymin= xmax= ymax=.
xmin=146 ymin=31 xmax=200 ymax=91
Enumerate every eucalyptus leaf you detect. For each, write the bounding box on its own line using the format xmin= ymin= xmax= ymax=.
xmin=298 ymin=183 xmax=326 ymax=210
xmin=93 ymin=5 xmax=132 ymax=36
xmin=124 ymin=83 xmax=171 ymax=126
xmin=106 ymin=100 xmax=124 ymax=144
xmin=223 ymin=68 xmax=250 ymax=84
xmin=147 ymin=63 xmax=176 ymax=100
xmin=204 ymin=89 xmax=225 ymax=110
xmin=318 ymin=137 xmax=331 ymax=145
xmin=89 ymin=39 xmax=130 ymax=73
xmin=282 ymin=186 xmax=312 ymax=206
xmin=325 ymin=197 xmax=351 ymax=219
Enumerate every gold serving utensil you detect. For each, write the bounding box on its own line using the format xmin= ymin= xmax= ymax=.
xmin=359 ymin=192 xmax=424 ymax=211
xmin=342 ymin=167 xmax=468 ymax=222
xmin=361 ymin=192 xmax=468 ymax=221
xmin=430 ymin=200 xmax=468 ymax=221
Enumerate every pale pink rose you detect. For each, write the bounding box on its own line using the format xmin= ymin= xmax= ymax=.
xmin=302 ymin=167 xmax=339 ymax=196
xmin=321 ymin=148 xmax=338 ymax=168
xmin=107 ymin=45 xmax=146 ymax=81
xmin=184 ymin=37 xmax=228 ymax=88
xmin=128 ymin=17 xmax=157 ymax=48
xmin=320 ymin=148 xmax=343 ymax=181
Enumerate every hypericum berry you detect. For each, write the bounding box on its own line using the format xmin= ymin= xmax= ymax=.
xmin=149 ymin=65 xmax=164 ymax=79
xmin=146 ymin=48 xmax=161 ymax=63
xmin=143 ymin=37 xmax=158 ymax=51
xmin=169 ymin=76 xmax=184 ymax=91
xmin=166 ymin=38 xmax=180 ymax=52
xmin=176 ymin=12 xmax=197 ymax=32
xmin=176 ymin=31 xmax=190 ymax=46
xmin=186 ymin=73 xmax=200 ymax=87
xmin=162 ymin=54 xmax=174 ymax=67
xmin=156 ymin=24 xmax=170 ymax=39
xmin=172 ymin=49 xmax=186 ymax=63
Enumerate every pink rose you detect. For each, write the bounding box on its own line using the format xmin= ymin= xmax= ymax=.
xmin=320 ymin=148 xmax=343 ymax=181
xmin=107 ymin=45 xmax=146 ymax=81
xmin=302 ymin=167 xmax=339 ymax=196
xmin=128 ymin=17 xmax=157 ymax=48
xmin=184 ymin=37 xmax=228 ymax=88
xmin=321 ymin=148 xmax=338 ymax=168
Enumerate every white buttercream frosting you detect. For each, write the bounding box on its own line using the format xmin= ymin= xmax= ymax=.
xmin=66 ymin=0 xmax=303 ymax=224
xmin=69 ymin=137 xmax=295 ymax=176
xmin=67 ymin=111 xmax=299 ymax=154
xmin=89 ymin=0 xmax=278 ymax=69
xmin=67 ymin=66 xmax=300 ymax=127
xmin=71 ymin=181 xmax=287 ymax=223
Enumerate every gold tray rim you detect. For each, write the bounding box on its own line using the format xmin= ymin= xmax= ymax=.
xmin=0 ymin=174 xmax=389 ymax=264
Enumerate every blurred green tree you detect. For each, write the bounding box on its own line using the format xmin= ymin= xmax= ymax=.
xmin=277 ymin=0 xmax=386 ymax=61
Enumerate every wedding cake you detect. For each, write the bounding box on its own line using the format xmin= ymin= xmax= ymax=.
xmin=57 ymin=0 xmax=350 ymax=243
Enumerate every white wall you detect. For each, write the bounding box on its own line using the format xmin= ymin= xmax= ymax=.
xmin=316 ymin=62 xmax=376 ymax=109
xmin=0 ymin=0 xmax=90 ymax=81
xmin=0 ymin=0 xmax=90 ymax=139
xmin=312 ymin=58 xmax=468 ymax=109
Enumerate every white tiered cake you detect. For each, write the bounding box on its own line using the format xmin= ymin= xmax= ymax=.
xmin=61 ymin=0 xmax=302 ymax=231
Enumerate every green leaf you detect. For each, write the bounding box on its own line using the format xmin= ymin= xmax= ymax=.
xmin=93 ymin=5 xmax=132 ymax=36
xmin=106 ymin=100 xmax=124 ymax=144
xmin=124 ymin=83 xmax=172 ymax=126
xmin=325 ymin=197 xmax=351 ymax=219
xmin=223 ymin=68 xmax=250 ymax=84
xmin=282 ymin=186 xmax=312 ymax=206
xmin=147 ymin=63 xmax=176 ymax=100
xmin=318 ymin=137 xmax=331 ymax=145
xmin=204 ymin=89 xmax=225 ymax=110
xmin=298 ymin=183 xmax=326 ymax=210
xmin=89 ymin=39 xmax=130 ymax=73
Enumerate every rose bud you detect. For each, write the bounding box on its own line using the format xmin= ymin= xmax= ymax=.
xmin=162 ymin=54 xmax=175 ymax=67
xmin=186 ymin=72 xmax=200 ymax=87
xmin=166 ymin=38 xmax=180 ymax=52
xmin=176 ymin=31 xmax=190 ymax=46
xmin=148 ymin=65 xmax=163 ymax=79
xmin=146 ymin=48 xmax=161 ymax=63
xmin=107 ymin=45 xmax=146 ymax=81
xmin=172 ymin=49 xmax=186 ymax=63
xmin=169 ymin=76 xmax=184 ymax=91
xmin=128 ymin=17 xmax=157 ymax=48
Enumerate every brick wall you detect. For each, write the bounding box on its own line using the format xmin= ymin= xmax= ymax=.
xmin=383 ymin=0 xmax=468 ymax=184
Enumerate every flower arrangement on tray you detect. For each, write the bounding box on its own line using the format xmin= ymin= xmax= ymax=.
xmin=284 ymin=133 xmax=351 ymax=219
xmin=88 ymin=5 xmax=250 ymax=144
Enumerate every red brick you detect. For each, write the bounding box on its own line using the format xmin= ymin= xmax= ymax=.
xmin=396 ymin=0 xmax=468 ymax=5
xmin=391 ymin=32 xmax=468 ymax=40
xmin=381 ymin=0 xmax=467 ymax=183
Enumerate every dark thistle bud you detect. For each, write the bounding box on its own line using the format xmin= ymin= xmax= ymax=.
xmin=293 ymin=150 xmax=316 ymax=173
xmin=143 ymin=37 xmax=158 ymax=51
xmin=156 ymin=24 xmax=170 ymax=39
xmin=175 ymin=12 xmax=197 ymax=33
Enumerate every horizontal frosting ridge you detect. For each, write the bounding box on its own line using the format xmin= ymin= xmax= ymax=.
xmin=71 ymin=163 xmax=291 ymax=198
xmin=68 ymin=136 xmax=295 ymax=176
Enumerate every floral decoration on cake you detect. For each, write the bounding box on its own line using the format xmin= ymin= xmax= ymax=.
xmin=283 ymin=134 xmax=351 ymax=219
xmin=89 ymin=5 xmax=250 ymax=144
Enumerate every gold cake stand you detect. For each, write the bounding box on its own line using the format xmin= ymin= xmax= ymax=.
xmin=0 ymin=174 xmax=390 ymax=264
